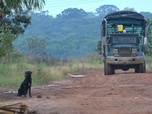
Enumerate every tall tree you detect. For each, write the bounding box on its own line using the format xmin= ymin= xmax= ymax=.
xmin=1 ymin=0 xmax=45 ymax=10
xmin=146 ymin=19 xmax=152 ymax=55
xmin=57 ymin=8 xmax=87 ymax=18
xmin=0 ymin=0 xmax=45 ymax=34
xmin=0 ymin=0 xmax=45 ymax=63
xmin=95 ymin=5 xmax=119 ymax=15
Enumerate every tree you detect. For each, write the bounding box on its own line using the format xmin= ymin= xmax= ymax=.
xmin=0 ymin=27 xmax=16 ymax=64
xmin=0 ymin=0 xmax=45 ymax=34
xmin=1 ymin=0 xmax=45 ymax=11
xmin=57 ymin=8 xmax=87 ymax=18
xmin=26 ymin=36 xmax=47 ymax=61
xmin=146 ymin=19 xmax=152 ymax=55
xmin=0 ymin=0 xmax=45 ymax=63
xmin=95 ymin=5 xmax=119 ymax=15
xmin=141 ymin=12 xmax=152 ymax=19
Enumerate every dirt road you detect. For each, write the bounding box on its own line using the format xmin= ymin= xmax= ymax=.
xmin=1 ymin=69 xmax=152 ymax=114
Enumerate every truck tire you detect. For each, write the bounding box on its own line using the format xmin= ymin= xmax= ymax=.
xmin=143 ymin=63 xmax=146 ymax=73
xmin=104 ymin=61 xmax=113 ymax=75
xmin=135 ymin=62 xmax=146 ymax=73
xmin=104 ymin=63 xmax=107 ymax=75
xmin=139 ymin=63 xmax=146 ymax=73
xmin=111 ymin=65 xmax=115 ymax=74
xmin=135 ymin=66 xmax=139 ymax=73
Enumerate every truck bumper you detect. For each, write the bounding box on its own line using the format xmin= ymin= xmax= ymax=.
xmin=106 ymin=56 xmax=145 ymax=65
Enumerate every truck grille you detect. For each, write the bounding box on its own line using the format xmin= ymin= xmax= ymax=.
xmin=119 ymin=47 xmax=132 ymax=56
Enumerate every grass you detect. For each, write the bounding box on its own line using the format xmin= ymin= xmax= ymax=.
xmin=0 ymin=53 xmax=103 ymax=87
xmin=145 ymin=56 xmax=152 ymax=71
xmin=0 ymin=53 xmax=151 ymax=88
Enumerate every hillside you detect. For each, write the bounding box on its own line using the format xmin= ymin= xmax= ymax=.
xmin=13 ymin=5 xmax=152 ymax=58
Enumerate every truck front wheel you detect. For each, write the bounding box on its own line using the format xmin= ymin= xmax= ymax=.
xmin=104 ymin=61 xmax=114 ymax=75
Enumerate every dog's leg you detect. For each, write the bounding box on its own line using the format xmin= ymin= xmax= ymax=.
xmin=17 ymin=89 xmax=22 ymax=96
xmin=28 ymin=84 xmax=32 ymax=97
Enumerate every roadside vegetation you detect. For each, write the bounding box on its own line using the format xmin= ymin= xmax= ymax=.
xmin=145 ymin=56 xmax=152 ymax=71
xmin=0 ymin=53 xmax=102 ymax=87
xmin=0 ymin=52 xmax=152 ymax=88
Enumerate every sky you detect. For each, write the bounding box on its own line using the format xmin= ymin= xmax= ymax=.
xmin=43 ymin=0 xmax=152 ymax=17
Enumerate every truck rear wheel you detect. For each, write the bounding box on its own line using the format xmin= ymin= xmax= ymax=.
xmin=139 ymin=63 xmax=146 ymax=73
xmin=135 ymin=62 xmax=146 ymax=73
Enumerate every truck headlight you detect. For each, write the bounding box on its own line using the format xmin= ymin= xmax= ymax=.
xmin=132 ymin=48 xmax=137 ymax=56
xmin=113 ymin=48 xmax=118 ymax=56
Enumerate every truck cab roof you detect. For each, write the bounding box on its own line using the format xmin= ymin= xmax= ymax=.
xmin=104 ymin=11 xmax=146 ymax=22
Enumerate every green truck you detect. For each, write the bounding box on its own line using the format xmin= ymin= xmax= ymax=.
xmin=101 ymin=11 xmax=147 ymax=75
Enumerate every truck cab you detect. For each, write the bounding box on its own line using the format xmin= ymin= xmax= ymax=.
xmin=101 ymin=11 xmax=147 ymax=75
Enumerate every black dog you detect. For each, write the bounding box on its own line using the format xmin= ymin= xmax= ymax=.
xmin=18 ymin=71 xmax=32 ymax=97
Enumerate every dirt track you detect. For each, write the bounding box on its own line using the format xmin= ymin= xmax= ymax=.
xmin=1 ymin=69 xmax=152 ymax=114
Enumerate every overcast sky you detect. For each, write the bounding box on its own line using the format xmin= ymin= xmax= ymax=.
xmin=43 ymin=0 xmax=152 ymax=17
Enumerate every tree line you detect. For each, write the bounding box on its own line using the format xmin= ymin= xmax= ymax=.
xmin=0 ymin=3 xmax=152 ymax=63
xmin=14 ymin=5 xmax=152 ymax=59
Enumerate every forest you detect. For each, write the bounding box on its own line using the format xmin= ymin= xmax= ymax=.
xmin=13 ymin=5 xmax=152 ymax=59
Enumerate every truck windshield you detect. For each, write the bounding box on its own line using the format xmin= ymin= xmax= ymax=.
xmin=112 ymin=36 xmax=137 ymax=44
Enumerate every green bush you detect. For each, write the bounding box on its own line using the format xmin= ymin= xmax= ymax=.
xmin=145 ymin=56 xmax=152 ymax=71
